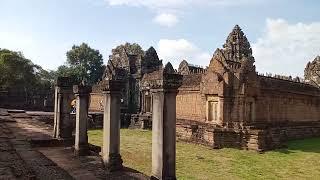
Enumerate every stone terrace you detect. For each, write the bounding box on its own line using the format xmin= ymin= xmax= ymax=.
xmin=0 ymin=108 xmax=148 ymax=180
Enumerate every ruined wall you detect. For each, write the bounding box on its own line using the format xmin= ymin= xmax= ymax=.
xmin=176 ymin=91 xmax=205 ymax=122
xmin=176 ymin=74 xmax=206 ymax=122
xmin=88 ymin=84 xmax=103 ymax=112
xmin=176 ymin=119 xmax=215 ymax=146
xmin=0 ymin=89 xmax=54 ymax=111
xmin=255 ymin=76 xmax=320 ymax=124
xmin=176 ymin=119 xmax=320 ymax=151
xmin=176 ymin=119 xmax=265 ymax=151
xmin=89 ymin=93 xmax=103 ymax=112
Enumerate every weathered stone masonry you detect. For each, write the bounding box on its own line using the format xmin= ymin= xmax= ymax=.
xmin=73 ymin=84 xmax=92 ymax=156
xmin=175 ymin=25 xmax=320 ymax=151
xmin=88 ymin=25 xmax=320 ymax=151
xmin=53 ymin=77 xmax=74 ymax=139
xmin=141 ymin=63 xmax=182 ymax=179
xmin=101 ymin=80 xmax=124 ymax=171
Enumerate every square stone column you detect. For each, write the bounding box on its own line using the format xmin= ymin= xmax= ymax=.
xmin=73 ymin=85 xmax=92 ymax=156
xmin=146 ymin=63 xmax=182 ymax=180
xmin=101 ymin=80 xmax=124 ymax=171
xmin=53 ymin=77 xmax=74 ymax=139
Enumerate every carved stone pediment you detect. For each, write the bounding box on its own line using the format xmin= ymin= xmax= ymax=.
xmin=208 ymin=49 xmax=229 ymax=74
xmin=200 ymin=70 xmax=226 ymax=95
xmin=141 ymin=62 xmax=183 ymax=90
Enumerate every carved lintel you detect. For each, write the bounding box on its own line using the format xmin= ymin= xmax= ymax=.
xmin=56 ymin=87 xmax=72 ymax=94
xmin=100 ymin=80 xmax=125 ymax=92
xmin=73 ymin=85 xmax=92 ymax=95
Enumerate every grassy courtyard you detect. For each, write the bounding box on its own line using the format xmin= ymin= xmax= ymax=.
xmin=88 ymin=129 xmax=320 ymax=180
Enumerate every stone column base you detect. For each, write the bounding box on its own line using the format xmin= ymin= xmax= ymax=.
xmin=104 ymin=153 xmax=123 ymax=172
xmin=74 ymin=146 xmax=89 ymax=156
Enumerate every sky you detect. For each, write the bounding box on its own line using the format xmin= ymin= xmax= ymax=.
xmin=0 ymin=0 xmax=320 ymax=77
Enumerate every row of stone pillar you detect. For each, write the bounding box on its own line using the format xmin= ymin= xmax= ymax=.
xmin=53 ymin=77 xmax=93 ymax=155
xmin=53 ymin=64 xmax=182 ymax=180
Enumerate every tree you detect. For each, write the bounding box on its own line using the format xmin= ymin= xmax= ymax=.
xmin=33 ymin=65 xmax=56 ymax=90
xmin=65 ymin=43 xmax=104 ymax=85
xmin=0 ymin=48 xmax=54 ymax=91
xmin=0 ymin=49 xmax=36 ymax=89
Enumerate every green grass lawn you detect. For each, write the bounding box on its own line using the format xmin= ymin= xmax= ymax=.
xmin=88 ymin=129 xmax=320 ymax=180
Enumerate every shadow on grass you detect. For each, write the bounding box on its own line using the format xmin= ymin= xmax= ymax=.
xmin=276 ymin=137 xmax=320 ymax=154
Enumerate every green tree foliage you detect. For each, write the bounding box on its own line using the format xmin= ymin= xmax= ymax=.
xmin=61 ymin=43 xmax=104 ymax=85
xmin=0 ymin=48 xmax=53 ymax=91
xmin=33 ymin=65 xmax=56 ymax=90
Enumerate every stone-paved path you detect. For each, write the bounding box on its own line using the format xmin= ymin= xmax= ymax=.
xmin=0 ymin=108 xmax=73 ymax=179
xmin=0 ymin=108 xmax=148 ymax=180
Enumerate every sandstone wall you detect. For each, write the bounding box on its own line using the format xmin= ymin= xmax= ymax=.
xmin=255 ymin=76 xmax=320 ymax=123
xmin=176 ymin=90 xmax=206 ymax=122
xmin=176 ymin=119 xmax=262 ymax=151
xmin=176 ymin=119 xmax=320 ymax=151
xmin=89 ymin=93 xmax=103 ymax=112
xmin=176 ymin=74 xmax=206 ymax=122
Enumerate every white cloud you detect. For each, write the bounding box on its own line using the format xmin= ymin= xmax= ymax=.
xmin=105 ymin=0 xmax=261 ymax=9
xmin=157 ymin=39 xmax=211 ymax=68
xmin=105 ymin=0 xmax=262 ymax=27
xmin=106 ymin=0 xmax=187 ymax=9
xmin=252 ymin=18 xmax=320 ymax=77
xmin=153 ymin=13 xmax=178 ymax=27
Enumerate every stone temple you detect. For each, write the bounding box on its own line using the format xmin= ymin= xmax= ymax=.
xmin=90 ymin=43 xmax=162 ymax=120
xmin=1 ymin=25 xmax=320 ymax=180
xmin=89 ymin=25 xmax=320 ymax=151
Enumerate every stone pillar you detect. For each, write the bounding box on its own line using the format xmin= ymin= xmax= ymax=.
xmin=101 ymin=80 xmax=124 ymax=171
xmin=238 ymin=96 xmax=245 ymax=123
xmin=73 ymin=85 xmax=92 ymax=156
xmin=141 ymin=91 xmax=146 ymax=113
xmin=53 ymin=77 xmax=74 ymax=139
xmin=219 ymin=97 xmax=226 ymax=125
xmin=149 ymin=63 xmax=182 ymax=180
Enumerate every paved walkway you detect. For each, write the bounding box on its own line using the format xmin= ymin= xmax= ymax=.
xmin=0 ymin=108 xmax=148 ymax=180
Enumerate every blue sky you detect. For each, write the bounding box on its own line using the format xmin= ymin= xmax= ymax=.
xmin=1 ymin=0 xmax=320 ymax=77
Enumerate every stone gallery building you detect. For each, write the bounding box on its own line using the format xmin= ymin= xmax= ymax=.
xmin=91 ymin=25 xmax=320 ymax=151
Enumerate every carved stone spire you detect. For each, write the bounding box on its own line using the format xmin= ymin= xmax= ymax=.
xmin=223 ymin=25 xmax=253 ymax=62
xmin=142 ymin=46 xmax=163 ymax=73
xmin=143 ymin=47 xmax=161 ymax=66
xmin=304 ymin=55 xmax=320 ymax=87
xmin=145 ymin=46 xmax=159 ymax=60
